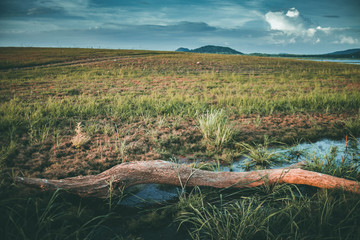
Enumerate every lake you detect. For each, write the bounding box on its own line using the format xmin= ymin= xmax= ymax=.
xmin=297 ymin=58 xmax=360 ymax=65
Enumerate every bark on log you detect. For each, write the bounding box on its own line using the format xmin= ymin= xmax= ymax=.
xmin=15 ymin=160 xmax=360 ymax=198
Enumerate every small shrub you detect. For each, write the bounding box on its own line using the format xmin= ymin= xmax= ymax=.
xmin=71 ymin=122 xmax=90 ymax=148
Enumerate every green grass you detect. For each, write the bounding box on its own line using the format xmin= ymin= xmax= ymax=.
xmin=177 ymin=185 xmax=360 ymax=240
xmin=197 ymin=109 xmax=234 ymax=151
xmin=238 ymin=136 xmax=286 ymax=170
xmin=1 ymin=47 xmax=360 ymax=239
xmin=178 ymin=197 xmax=272 ymax=239
xmin=1 ymin=47 xmax=359 ymax=173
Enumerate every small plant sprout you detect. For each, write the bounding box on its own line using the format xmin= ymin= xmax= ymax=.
xmin=71 ymin=122 xmax=91 ymax=148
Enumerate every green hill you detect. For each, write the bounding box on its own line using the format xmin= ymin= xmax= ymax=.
xmin=176 ymin=45 xmax=243 ymax=55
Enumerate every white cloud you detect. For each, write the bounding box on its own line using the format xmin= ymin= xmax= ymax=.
xmin=338 ymin=36 xmax=359 ymax=44
xmin=316 ymin=26 xmax=333 ymax=34
xmin=265 ymin=7 xmax=315 ymax=38
xmin=265 ymin=11 xmax=298 ymax=33
xmin=307 ymin=28 xmax=316 ymax=37
xmin=265 ymin=8 xmax=336 ymax=43
xmin=286 ymin=8 xmax=300 ymax=18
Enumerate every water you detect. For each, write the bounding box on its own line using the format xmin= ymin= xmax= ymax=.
xmin=120 ymin=184 xmax=180 ymax=207
xmin=119 ymin=138 xmax=359 ymax=206
xmin=225 ymin=138 xmax=359 ymax=172
xmin=297 ymin=58 xmax=360 ymax=65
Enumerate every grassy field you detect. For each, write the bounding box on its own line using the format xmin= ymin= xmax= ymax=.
xmin=1 ymin=47 xmax=360 ymax=239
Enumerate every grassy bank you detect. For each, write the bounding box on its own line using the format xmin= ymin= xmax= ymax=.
xmin=1 ymin=47 xmax=360 ymax=239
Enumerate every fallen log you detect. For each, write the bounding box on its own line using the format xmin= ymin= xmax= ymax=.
xmin=15 ymin=160 xmax=360 ymax=198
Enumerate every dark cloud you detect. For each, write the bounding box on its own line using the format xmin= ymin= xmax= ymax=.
xmin=91 ymin=0 xmax=213 ymax=8
xmin=323 ymin=15 xmax=340 ymax=18
xmin=102 ymin=21 xmax=217 ymax=34
xmin=0 ymin=20 xmax=270 ymax=52
xmin=100 ymin=22 xmax=218 ymax=40
xmin=0 ymin=0 xmax=76 ymax=18
xmin=27 ymin=6 xmax=64 ymax=16
xmin=0 ymin=0 xmax=35 ymax=17
xmin=168 ymin=21 xmax=217 ymax=32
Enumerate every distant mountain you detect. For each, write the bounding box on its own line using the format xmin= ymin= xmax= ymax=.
xmin=249 ymin=48 xmax=360 ymax=59
xmin=325 ymin=48 xmax=360 ymax=58
xmin=327 ymin=48 xmax=360 ymax=55
xmin=176 ymin=45 xmax=243 ymax=55
xmin=176 ymin=47 xmax=190 ymax=52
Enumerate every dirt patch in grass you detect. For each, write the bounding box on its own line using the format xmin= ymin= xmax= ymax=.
xmin=234 ymin=113 xmax=351 ymax=143
xmin=8 ymin=113 xmax=354 ymax=179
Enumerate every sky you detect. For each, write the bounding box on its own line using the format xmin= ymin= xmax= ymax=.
xmin=0 ymin=0 xmax=360 ymax=54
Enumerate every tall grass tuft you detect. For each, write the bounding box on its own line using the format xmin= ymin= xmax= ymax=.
xmin=237 ymin=136 xmax=284 ymax=170
xmin=197 ymin=109 xmax=234 ymax=151
xmin=71 ymin=122 xmax=91 ymax=148
xmin=178 ymin=196 xmax=274 ymax=240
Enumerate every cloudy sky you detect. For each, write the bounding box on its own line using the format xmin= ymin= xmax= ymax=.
xmin=1 ymin=0 xmax=359 ymax=54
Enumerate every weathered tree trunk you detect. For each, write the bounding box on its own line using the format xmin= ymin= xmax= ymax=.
xmin=15 ymin=160 xmax=360 ymax=198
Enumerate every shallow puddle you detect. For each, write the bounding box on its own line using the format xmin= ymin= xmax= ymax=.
xmin=226 ymin=137 xmax=359 ymax=172
xmin=120 ymin=138 xmax=359 ymax=207
xmin=120 ymin=184 xmax=180 ymax=207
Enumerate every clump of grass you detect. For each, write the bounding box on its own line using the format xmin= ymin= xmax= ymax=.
xmin=197 ymin=109 xmax=234 ymax=150
xmin=178 ymin=195 xmax=272 ymax=240
xmin=238 ymin=136 xmax=284 ymax=170
xmin=305 ymin=140 xmax=360 ymax=181
xmin=71 ymin=122 xmax=90 ymax=148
